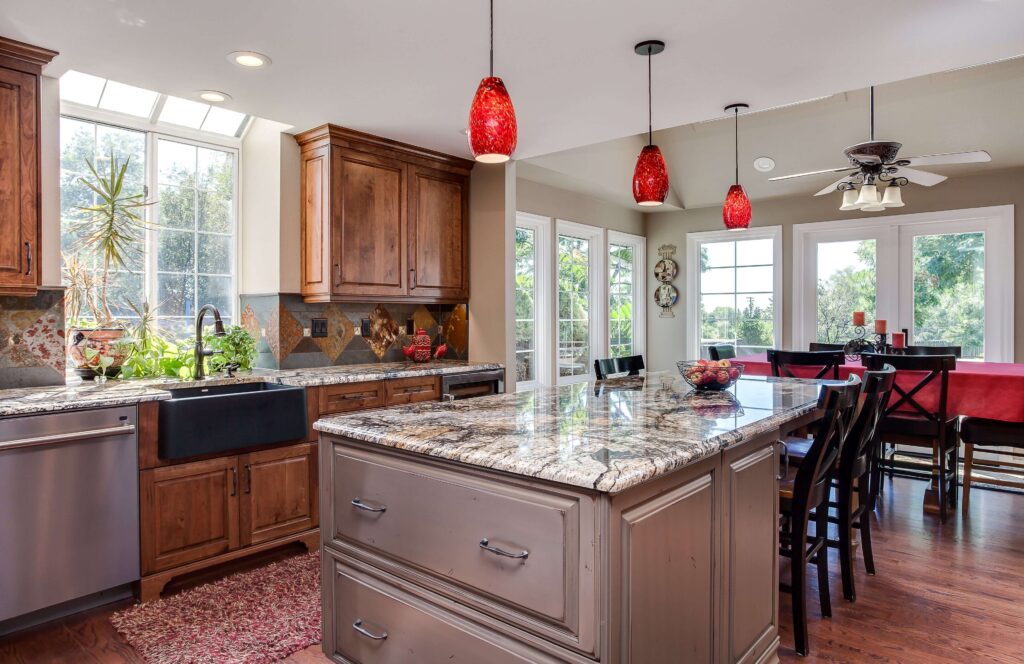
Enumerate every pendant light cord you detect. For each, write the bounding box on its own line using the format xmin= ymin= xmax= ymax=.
xmin=734 ymin=107 xmax=739 ymax=184
xmin=869 ymin=85 xmax=874 ymax=142
xmin=647 ymin=46 xmax=653 ymax=146
xmin=489 ymin=0 xmax=494 ymax=77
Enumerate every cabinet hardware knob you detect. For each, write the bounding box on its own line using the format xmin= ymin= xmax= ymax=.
xmin=352 ymin=619 xmax=388 ymax=640
xmin=479 ymin=538 xmax=529 ymax=559
xmin=409 ymin=268 xmax=416 ymax=289
xmin=244 ymin=463 xmax=252 ymax=494
xmin=334 ymin=263 xmax=341 ymax=287
xmin=25 ymin=242 xmax=32 ymax=275
xmin=230 ymin=467 xmax=237 ymax=496
xmin=351 ymin=497 xmax=387 ymax=513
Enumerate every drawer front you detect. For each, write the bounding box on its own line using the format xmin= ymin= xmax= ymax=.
xmin=384 ymin=375 xmax=440 ymax=406
xmin=320 ymin=381 xmax=385 ymax=414
xmin=326 ymin=551 xmax=556 ymax=664
xmin=329 ymin=444 xmax=582 ymax=631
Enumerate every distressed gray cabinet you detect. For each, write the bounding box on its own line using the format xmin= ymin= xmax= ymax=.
xmin=320 ymin=432 xmax=780 ymax=663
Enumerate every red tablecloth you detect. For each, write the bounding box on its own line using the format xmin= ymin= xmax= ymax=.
xmin=735 ymin=353 xmax=1024 ymax=423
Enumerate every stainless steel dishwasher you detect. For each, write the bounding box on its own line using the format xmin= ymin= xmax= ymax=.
xmin=0 ymin=406 xmax=140 ymax=630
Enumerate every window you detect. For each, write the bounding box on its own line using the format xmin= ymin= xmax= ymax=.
xmin=793 ymin=207 xmax=1013 ymax=361
xmin=60 ymin=116 xmax=238 ymax=338
xmin=686 ymin=226 xmax=782 ymax=360
xmin=513 ymin=215 xmax=643 ymax=389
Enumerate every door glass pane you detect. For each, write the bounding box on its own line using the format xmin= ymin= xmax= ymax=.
xmin=816 ymin=240 xmax=876 ymax=343
xmin=515 ymin=227 xmax=537 ymax=383
xmin=609 ymin=243 xmax=635 ymax=358
xmin=558 ymin=234 xmax=590 ymax=378
xmin=912 ymin=232 xmax=985 ymax=360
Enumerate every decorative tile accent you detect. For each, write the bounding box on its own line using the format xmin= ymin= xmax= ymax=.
xmin=240 ymin=304 xmax=260 ymax=342
xmin=277 ymin=304 xmax=305 ymax=362
xmin=312 ymin=304 xmax=355 ymax=362
xmin=443 ymin=303 xmax=468 ymax=356
xmin=0 ymin=289 xmax=67 ymax=388
xmin=367 ymin=304 xmax=400 ymax=360
xmin=412 ymin=305 xmax=438 ymax=335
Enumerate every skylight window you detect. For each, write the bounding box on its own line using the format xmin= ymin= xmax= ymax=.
xmin=159 ymin=95 xmax=209 ymax=129
xmin=201 ymin=106 xmax=247 ymax=136
xmin=58 ymin=70 xmax=105 ymax=106
xmin=97 ymin=80 xmax=159 ymax=118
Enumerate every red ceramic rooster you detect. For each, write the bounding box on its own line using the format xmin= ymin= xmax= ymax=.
xmin=402 ymin=328 xmax=447 ymax=362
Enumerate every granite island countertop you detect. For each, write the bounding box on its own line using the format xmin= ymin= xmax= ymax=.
xmin=314 ymin=372 xmax=827 ymax=494
xmin=0 ymin=361 xmax=503 ymax=418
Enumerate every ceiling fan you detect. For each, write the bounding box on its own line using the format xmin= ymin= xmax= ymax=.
xmin=769 ymin=86 xmax=991 ymax=211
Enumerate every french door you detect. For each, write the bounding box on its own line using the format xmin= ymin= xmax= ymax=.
xmin=794 ymin=206 xmax=1014 ymax=362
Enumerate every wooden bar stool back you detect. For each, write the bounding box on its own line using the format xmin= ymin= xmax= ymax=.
xmin=768 ymin=349 xmax=845 ymax=380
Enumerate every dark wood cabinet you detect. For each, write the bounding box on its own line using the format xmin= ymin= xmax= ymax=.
xmin=296 ymin=124 xmax=472 ymax=303
xmin=0 ymin=37 xmax=56 ymax=296
xmin=239 ymin=443 xmax=318 ymax=547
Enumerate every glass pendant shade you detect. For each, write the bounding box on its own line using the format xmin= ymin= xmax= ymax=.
xmin=468 ymin=76 xmax=518 ymax=163
xmin=881 ymin=184 xmax=904 ymax=208
xmin=722 ymin=184 xmax=752 ymax=230
xmin=633 ymin=145 xmax=670 ymax=206
xmin=840 ymin=187 xmax=861 ymax=211
xmin=855 ymin=183 xmax=881 ymax=208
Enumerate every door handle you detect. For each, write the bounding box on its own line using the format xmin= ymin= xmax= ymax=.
xmin=230 ymin=467 xmax=237 ymax=496
xmin=333 ymin=263 xmax=341 ymax=287
xmin=351 ymin=497 xmax=386 ymax=513
xmin=244 ymin=463 xmax=252 ymax=494
xmin=479 ymin=538 xmax=529 ymax=560
xmin=352 ymin=619 xmax=388 ymax=641
xmin=0 ymin=424 xmax=135 ymax=452
xmin=409 ymin=268 xmax=416 ymax=288
xmin=25 ymin=242 xmax=32 ymax=275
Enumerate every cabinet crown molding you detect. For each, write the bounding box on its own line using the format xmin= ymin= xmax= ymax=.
xmin=295 ymin=123 xmax=475 ymax=174
xmin=0 ymin=36 xmax=58 ymax=73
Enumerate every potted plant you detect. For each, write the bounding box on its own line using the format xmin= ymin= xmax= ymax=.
xmin=65 ymin=152 xmax=155 ymax=377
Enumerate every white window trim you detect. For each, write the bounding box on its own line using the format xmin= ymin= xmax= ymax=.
xmin=556 ymin=219 xmax=606 ymax=385
xmin=607 ymin=230 xmax=647 ymax=360
xmin=685 ymin=226 xmax=783 ymax=360
xmin=514 ymin=212 xmax=552 ymax=391
xmin=61 ymin=102 xmax=246 ymax=149
xmin=792 ymin=205 xmax=1014 ymax=362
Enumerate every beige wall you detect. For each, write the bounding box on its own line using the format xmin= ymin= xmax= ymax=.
xmin=517 ymin=178 xmax=644 ymax=235
xmin=645 ymin=167 xmax=1024 ymax=371
xmin=39 ymin=75 xmax=61 ymax=286
xmin=239 ymin=118 xmax=301 ymax=294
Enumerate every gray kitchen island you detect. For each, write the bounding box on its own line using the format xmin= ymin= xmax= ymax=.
xmin=315 ymin=372 xmax=825 ymax=664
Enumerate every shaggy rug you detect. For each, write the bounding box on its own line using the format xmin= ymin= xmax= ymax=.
xmin=111 ymin=551 xmax=321 ymax=664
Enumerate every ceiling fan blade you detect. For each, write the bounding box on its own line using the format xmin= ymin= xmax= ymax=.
xmin=897 ymin=167 xmax=947 ymax=187
xmin=769 ymin=167 xmax=857 ymax=182
xmin=814 ymin=177 xmax=855 ymax=197
xmin=902 ymin=150 xmax=991 ymax=167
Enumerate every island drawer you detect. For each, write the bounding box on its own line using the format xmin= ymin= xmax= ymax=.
xmin=319 ymin=381 xmax=385 ymax=414
xmin=384 ymin=375 xmax=440 ymax=406
xmin=324 ymin=550 xmax=565 ymax=664
xmin=325 ymin=441 xmax=598 ymax=654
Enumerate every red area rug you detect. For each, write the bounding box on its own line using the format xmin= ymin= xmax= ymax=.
xmin=111 ymin=551 xmax=321 ymax=664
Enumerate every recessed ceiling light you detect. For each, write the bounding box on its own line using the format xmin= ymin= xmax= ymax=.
xmin=753 ymin=156 xmax=776 ymax=173
xmin=228 ymin=51 xmax=271 ymax=68
xmin=198 ymin=90 xmax=231 ymax=103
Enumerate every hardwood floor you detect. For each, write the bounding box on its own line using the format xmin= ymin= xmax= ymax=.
xmin=2 ymin=477 xmax=1021 ymax=663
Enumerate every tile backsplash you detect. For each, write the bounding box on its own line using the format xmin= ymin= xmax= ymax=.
xmin=239 ymin=294 xmax=468 ymax=370
xmin=0 ymin=288 xmax=66 ymax=389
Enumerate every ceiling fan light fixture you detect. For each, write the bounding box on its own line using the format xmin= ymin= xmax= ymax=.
xmin=855 ymin=183 xmax=881 ymax=209
xmin=881 ymin=183 xmax=904 ymax=208
xmin=840 ymin=186 xmax=860 ymax=211
xmin=468 ymin=0 xmax=517 ymax=163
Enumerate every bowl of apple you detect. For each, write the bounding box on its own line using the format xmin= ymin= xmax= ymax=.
xmin=677 ymin=359 xmax=744 ymax=391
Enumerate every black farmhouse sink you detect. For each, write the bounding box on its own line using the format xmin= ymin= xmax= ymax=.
xmin=158 ymin=382 xmax=308 ymax=460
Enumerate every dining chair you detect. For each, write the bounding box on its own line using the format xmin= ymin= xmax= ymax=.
xmin=862 ymin=352 xmax=958 ymax=521
xmin=904 ymin=345 xmax=962 ymax=358
xmin=778 ymin=376 xmax=861 ymax=656
xmin=708 ymin=344 xmax=736 ymax=361
xmin=768 ymin=349 xmax=845 ymax=380
xmin=809 ymin=342 xmax=845 ymax=352
xmin=960 ymin=417 xmax=1024 ymax=517
xmin=593 ymin=354 xmax=645 ymax=380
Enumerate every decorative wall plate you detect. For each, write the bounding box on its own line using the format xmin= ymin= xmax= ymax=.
xmin=654 ymin=257 xmax=678 ymax=283
xmin=654 ymin=283 xmax=678 ymax=308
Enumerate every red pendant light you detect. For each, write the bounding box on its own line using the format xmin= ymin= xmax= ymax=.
xmin=722 ymin=103 xmax=751 ymax=230
xmin=468 ymin=0 xmax=517 ymax=163
xmin=632 ymin=40 xmax=669 ymax=206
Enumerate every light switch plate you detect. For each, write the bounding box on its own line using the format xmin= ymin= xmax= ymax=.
xmin=302 ymin=327 xmax=311 ymax=337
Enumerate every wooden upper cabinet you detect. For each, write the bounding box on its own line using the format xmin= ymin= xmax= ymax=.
xmin=296 ymin=124 xmax=472 ymax=303
xmin=0 ymin=37 xmax=56 ymax=296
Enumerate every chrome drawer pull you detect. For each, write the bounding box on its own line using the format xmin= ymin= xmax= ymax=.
xmin=351 ymin=497 xmax=387 ymax=513
xmin=479 ymin=538 xmax=529 ymax=560
xmin=353 ymin=619 xmax=388 ymax=640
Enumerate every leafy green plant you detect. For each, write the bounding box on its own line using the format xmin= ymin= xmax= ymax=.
xmin=208 ymin=326 xmax=257 ymax=373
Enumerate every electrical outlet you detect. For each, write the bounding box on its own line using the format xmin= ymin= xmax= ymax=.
xmin=360 ymin=318 xmax=371 ymax=337
xmin=311 ymin=318 xmax=328 ymax=337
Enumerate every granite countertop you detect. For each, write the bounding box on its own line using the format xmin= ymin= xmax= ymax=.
xmin=0 ymin=361 xmax=503 ymax=418
xmin=314 ymin=372 xmax=826 ymax=494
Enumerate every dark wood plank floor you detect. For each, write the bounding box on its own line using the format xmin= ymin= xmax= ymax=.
xmin=2 ymin=477 xmax=1021 ymax=663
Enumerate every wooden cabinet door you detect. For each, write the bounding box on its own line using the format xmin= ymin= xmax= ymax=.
xmin=300 ymin=145 xmax=331 ymax=299
xmin=239 ymin=443 xmax=318 ymax=547
xmin=0 ymin=65 xmax=39 ymax=294
xmin=408 ymin=165 xmax=469 ymax=300
xmin=332 ymin=148 xmax=407 ymax=297
xmin=140 ymin=457 xmax=239 ymax=575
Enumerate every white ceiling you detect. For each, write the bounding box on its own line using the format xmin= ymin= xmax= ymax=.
xmin=520 ymin=55 xmax=1024 ymax=211
xmin=4 ymin=1 xmax=1024 ymax=164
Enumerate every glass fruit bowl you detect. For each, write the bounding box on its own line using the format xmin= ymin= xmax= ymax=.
xmin=677 ymin=359 xmax=744 ymax=391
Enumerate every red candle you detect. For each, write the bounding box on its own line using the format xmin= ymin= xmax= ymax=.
xmin=874 ymin=319 xmax=887 ymax=334
xmin=892 ymin=331 xmax=906 ymax=349
xmin=852 ymin=311 xmax=866 ymax=327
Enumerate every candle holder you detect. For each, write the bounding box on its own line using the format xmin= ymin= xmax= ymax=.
xmin=842 ymin=325 xmax=876 ymax=362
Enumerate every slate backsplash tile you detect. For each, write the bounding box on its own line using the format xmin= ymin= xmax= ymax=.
xmin=240 ymin=294 xmax=468 ymax=369
xmin=0 ymin=288 xmax=67 ymax=388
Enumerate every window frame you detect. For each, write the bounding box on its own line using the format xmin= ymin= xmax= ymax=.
xmin=607 ymin=230 xmax=646 ymax=361
xmin=514 ymin=212 xmax=552 ymax=391
xmin=555 ymin=219 xmax=606 ymax=386
xmin=685 ymin=225 xmax=783 ymax=360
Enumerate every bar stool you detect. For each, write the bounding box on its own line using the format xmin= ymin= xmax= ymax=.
xmin=960 ymin=417 xmax=1024 ymax=516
